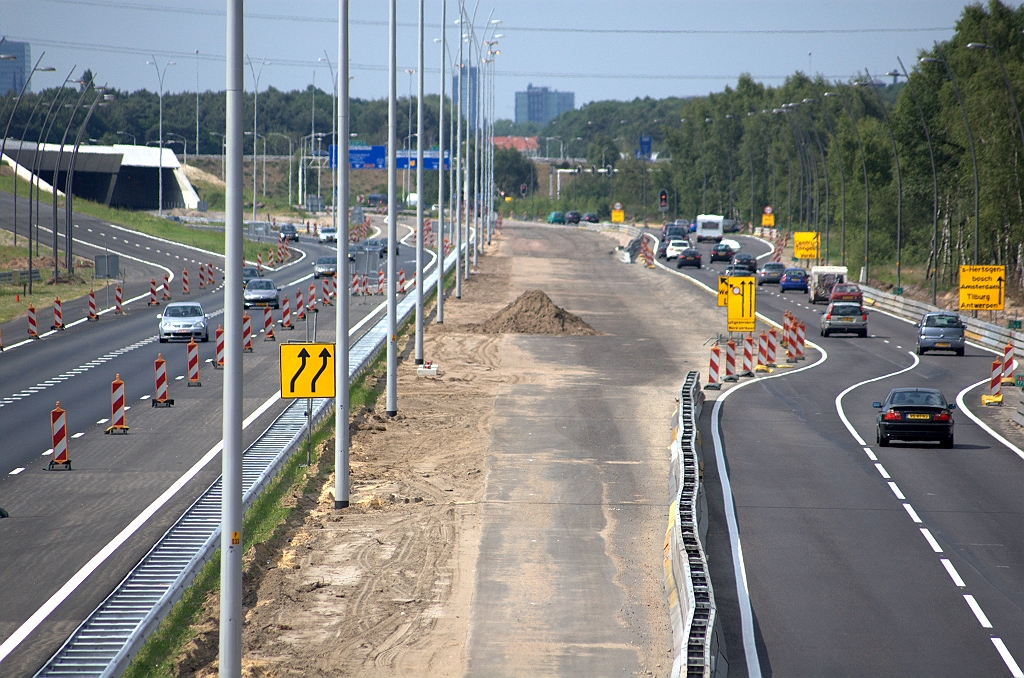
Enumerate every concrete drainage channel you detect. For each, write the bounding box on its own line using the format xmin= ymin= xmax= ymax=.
xmin=34 ymin=249 xmax=460 ymax=678
xmin=665 ymin=371 xmax=727 ymax=678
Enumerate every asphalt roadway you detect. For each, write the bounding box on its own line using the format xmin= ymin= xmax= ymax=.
xmin=648 ymin=232 xmax=1023 ymax=677
xmin=0 ymin=190 xmax=430 ymax=676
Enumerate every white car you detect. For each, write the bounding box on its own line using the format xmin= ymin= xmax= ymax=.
xmin=720 ymin=238 xmax=742 ymax=253
xmin=665 ymin=239 xmax=688 ymax=260
xmin=318 ymin=227 xmax=337 ymax=243
xmin=158 ymin=302 xmax=209 ymax=343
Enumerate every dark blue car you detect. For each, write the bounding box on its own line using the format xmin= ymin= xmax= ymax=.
xmin=780 ymin=267 xmax=808 ymax=293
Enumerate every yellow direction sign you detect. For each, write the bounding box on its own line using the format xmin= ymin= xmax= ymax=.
xmin=959 ymin=265 xmax=1006 ymax=311
xmin=727 ymin=277 xmax=757 ymax=332
xmin=718 ymin=276 xmax=729 ymax=307
xmin=761 ymin=213 xmax=775 ymax=227
xmin=280 ymin=343 xmax=336 ymax=399
xmin=793 ymin=231 xmax=819 ymax=259
xmin=611 ymin=209 xmax=625 ymax=223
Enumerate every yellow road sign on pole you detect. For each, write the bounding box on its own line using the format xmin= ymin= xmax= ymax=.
xmin=793 ymin=232 xmax=819 ymax=260
xmin=280 ymin=343 xmax=336 ymax=398
xmin=611 ymin=209 xmax=625 ymax=223
xmin=761 ymin=213 xmax=775 ymax=227
xmin=718 ymin=276 xmax=729 ymax=307
xmin=959 ymin=265 xmax=1006 ymax=311
xmin=727 ymin=277 xmax=756 ymax=332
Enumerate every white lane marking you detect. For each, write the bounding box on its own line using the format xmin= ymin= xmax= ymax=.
xmin=920 ymin=528 xmax=943 ymax=553
xmin=139 ymin=395 xmax=150 ymax=400
xmin=963 ymin=595 xmax=993 ymax=628
xmin=174 ymin=375 xmax=184 ymax=381
xmin=941 ymin=558 xmax=966 ymax=587
xmin=96 ymin=419 xmax=109 ymax=424
xmin=903 ymin=503 xmax=922 ymax=523
xmin=834 ymin=351 xmax=920 ymax=446
xmin=991 ymin=638 xmax=1024 ymax=677
xmin=9 ymin=468 xmax=24 ymax=475
xmin=862 ymin=447 xmax=878 ymax=461
xmin=0 ymin=389 xmax=282 ymax=665
xmin=874 ymin=463 xmax=891 ymax=478
xmin=71 ymin=432 xmax=84 ymax=439
xmin=888 ymin=482 xmax=906 ymax=500
xmin=956 ymin=379 xmax=1024 ymax=462
xmin=41 ymin=449 xmax=52 ymax=456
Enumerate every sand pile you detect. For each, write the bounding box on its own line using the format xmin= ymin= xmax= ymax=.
xmin=473 ymin=289 xmax=598 ymax=335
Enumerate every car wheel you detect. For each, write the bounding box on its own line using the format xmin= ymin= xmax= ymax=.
xmin=860 ymin=329 xmax=868 ymax=338
xmin=202 ymin=332 xmax=210 ymax=343
xmin=159 ymin=337 xmax=167 ymax=343
xmin=877 ymin=428 xmax=890 ymax=447
xmin=956 ymin=348 xmax=965 ymax=356
xmin=822 ymin=329 xmax=829 ymax=337
xmin=917 ymin=345 xmax=925 ymax=356
xmin=941 ymin=436 xmax=954 ymax=448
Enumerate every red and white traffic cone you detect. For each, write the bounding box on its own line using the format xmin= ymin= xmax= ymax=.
xmin=263 ymin=306 xmax=276 ymax=341
xmin=361 ymin=274 xmax=370 ymax=296
xmin=48 ymin=401 xmax=71 ymax=470
xmin=377 ymin=269 xmax=385 ymax=295
xmin=242 ymin=312 xmax=253 ymax=353
xmin=984 ymin=358 xmax=1003 ymax=405
xmin=198 ymin=264 xmax=206 ymax=289
xmin=215 ymin=325 xmax=225 ymax=368
xmin=280 ymin=296 xmax=293 ymax=329
xmin=153 ymin=353 xmax=173 ymax=406
xmin=786 ymin=319 xmax=798 ymax=363
xmin=182 ymin=268 xmax=190 ymax=295
xmin=767 ymin=328 xmax=777 ymax=367
xmin=87 ymin=290 xmax=98 ymax=321
xmin=27 ymin=304 xmax=38 ymax=338
xmin=52 ymin=297 xmax=64 ymax=330
xmin=796 ymin=322 xmax=806 ymax=360
xmin=321 ymin=276 xmax=331 ymax=306
xmin=105 ymin=374 xmax=129 ymax=434
xmin=307 ymin=282 xmax=317 ymax=313
xmin=330 ymin=273 xmax=337 ymax=299
xmin=757 ymin=331 xmax=768 ymax=369
xmin=398 ymin=268 xmax=406 ymax=294
xmin=256 ymin=252 xmax=263 ymax=273
xmin=148 ymin=278 xmax=159 ymax=306
xmin=705 ymin=343 xmax=722 ymax=390
xmin=351 ymin=273 xmax=359 ymax=296
xmin=187 ymin=338 xmax=201 ymax=386
xmin=162 ymin=274 xmax=171 ymax=301
xmin=207 ymin=263 xmax=215 ymax=286
xmin=742 ymin=335 xmax=754 ymax=376
xmin=295 ymin=290 xmax=305 ymax=321
xmin=115 ymin=286 xmax=123 ymax=314
xmin=1001 ymin=342 xmax=1015 ymax=384
xmin=724 ymin=339 xmax=738 ymax=381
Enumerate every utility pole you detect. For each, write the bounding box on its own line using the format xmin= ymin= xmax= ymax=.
xmin=415 ymin=0 xmax=425 ymax=364
xmin=335 ymin=0 xmax=350 ymax=510
xmin=386 ymin=0 xmax=398 ymax=417
xmin=436 ymin=0 xmax=447 ymax=324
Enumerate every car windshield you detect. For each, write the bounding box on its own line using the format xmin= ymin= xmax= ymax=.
xmin=891 ymin=391 xmax=946 ymax=407
xmin=247 ymin=280 xmax=275 ymax=291
xmin=280 ymin=225 xmax=295 ymax=232
xmin=165 ymin=305 xmax=202 ymax=318
xmin=925 ymin=314 xmax=961 ymax=328
xmin=669 ymin=240 xmax=685 ymax=246
xmin=322 ymin=228 xmax=336 ymax=234
xmin=831 ymin=304 xmax=861 ymax=316
xmin=784 ymin=269 xmax=805 ymax=277
xmin=764 ymin=264 xmax=784 ymax=271
xmin=242 ymin=268 xmax=258 ymax=276
xmin=316 ymin=257 xmax=336 ymax=265
xmin=834 ymin=284 xmax=859 ymax=293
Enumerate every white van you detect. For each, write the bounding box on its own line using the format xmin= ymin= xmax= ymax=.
xmin=695 ymin=214 xmax=724 ymax=243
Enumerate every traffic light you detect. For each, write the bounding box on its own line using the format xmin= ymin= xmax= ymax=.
xmin=659 ymin=189 xmax=668 ymax=212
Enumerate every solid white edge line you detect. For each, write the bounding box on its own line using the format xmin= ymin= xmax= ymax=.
xmin=992 ymin=638 xmax=1024 ymax=678
xmin=941 ymin=558 xmax=966 ymax=587
xmin=963 ymin=594 xmax=993 ymax=628
xmin=834 ymin=351 xmax=920 ymax=446
xmin=920 ymin=528 xmax=943 ymax=553
xmin=956 ymin=379 xmax=1024 ymax=462
xmin=0 ymin=389 xmax=282 ymax=665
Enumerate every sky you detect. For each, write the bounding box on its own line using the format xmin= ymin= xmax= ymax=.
xmin=3 ymin=0 xmax=969 ymax=120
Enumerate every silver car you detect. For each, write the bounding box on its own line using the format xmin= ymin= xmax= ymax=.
xmin=820 ymin=302 xmax=867 ymax=337
xmin=158 ymin=302 xmax=209 ymax=342
xmin=243 ymin=278 xmax=280 ymax=309
xmin=313 ymin=256 xmax=337 ymax=279
xmin=916 ymin=312 xmax=965 ymax=355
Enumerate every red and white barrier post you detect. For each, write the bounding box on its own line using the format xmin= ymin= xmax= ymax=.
xmin=321 ymin=276 xmax=331 ymax=306
xmin=242 ymin=312 xmax=253 ymax=352
xmin=786 ymin=319 xmax=798 ymax=363
xmin=377 ymin=269 xmax=385 ymax=295
xmin=742 ymin=335 xmax=754 ymax=376
xmin=1001 ymin=342 xmax=1015 ymax=384
xmin=767 ymin=328 xmax=777 ymax=367
xmin=724 ymin=338 xmax=738 ymax=381
xmin=215 ymin=325 xmax=225 ymax=368
xmin=115 ymin=286 xmax=123 ymax=314
xmin=48 ymin=401 xmax=71 ymax=470
xmin=268 ymin=247 xmax=276 ymax=267
xmin=148 ymin=278 xmax=159 ymax=306
xmin=187 ymin=338 xmax=201 ymax=386
xmin=361 ymin=274 xmax=370 ymax=296
xmin=105 ymin=374 xmax=129 ymax=434
xmin=398 ymin=268 xmax=406 ymax=294
xmin=757 ymin=331 xmax=768 ymax=369
xmin=153 ymin=353 xmax=174 ymax=406
xmin=295 ymin=290 xmax=305 ymax=321
xmin=198 ymin=264 xmax=206 ymax=289
xmin=796 ymin=321 xmax=806 ymax=360
xmin=27 ymin=304 xmax=38 ymax=338
xmin=982 ymin=358 xmax=1004 ymax=406
xmin=330 ymin=273 xmax=337 ymax=299
xmin=256 ymin=252 xmax=263 ymax=273
xmin=280 ymin=296 xmax=293 ymax=329
xmin=351 ymin=273 xmax=360 ymax=296
xmin=263 ymin=306 xmax=276 ymax=341
xmin=162 ymin=274 xmax=171 ymax=301
xmin=307 ymin=282 xmax=317 ymax=313
xmin=182 ymin=268 xmax=190 ymax=295
xmin=87 ymin=289 xmax=98 ymax=321
xmin=52 ymin=297 xmax=64 ymax=330
xmin=705 ymin=343 xmax=722 ymax=390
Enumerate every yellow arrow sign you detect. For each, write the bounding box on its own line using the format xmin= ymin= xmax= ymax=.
xmin=280 ymin=343 xmax=336 ymax=399
xmin=727 ymin=277 xmax=757 ymax=332
xmin=718 ymin=276 xmax=729 ymax=307
xmin=959 ymin=265 xmax=1005 ymax=311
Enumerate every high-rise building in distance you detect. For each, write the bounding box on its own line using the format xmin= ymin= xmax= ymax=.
xmin=514 ymin=84 xmax=575 ymax=126
xmin=0 ymin=41 xmax=31 ymax=95
xmin=453 ymin=65 xmax=479 ymax=129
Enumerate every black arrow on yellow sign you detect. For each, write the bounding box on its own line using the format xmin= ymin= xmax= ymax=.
xmin=290 ymin=348 xmax=309 ymax=393
xmin=310 ymin=348 xmax=331 ymax=393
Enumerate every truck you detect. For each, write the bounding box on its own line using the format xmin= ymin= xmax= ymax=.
xmin=695 ymin=214 xmax=724 ymax=242
xmin=808 ymin=265 xmax=849 ymax=304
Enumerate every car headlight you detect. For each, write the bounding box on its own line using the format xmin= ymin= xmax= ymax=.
xmin=193 ymin=321 xmax=205 ymax=329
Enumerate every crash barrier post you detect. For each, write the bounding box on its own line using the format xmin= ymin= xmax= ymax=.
xmin=295 ymin=290 xmax=305 ymax=321
xmin=198 ymin=265 xmax=206 ymax=289
xmin=215 ymin=325 xmax=225 ymax=368
xmin=1002 ymin=343 xmax=1014 ymax=384
xmin=182 ymin=268 xmax=189 ymax=295
xmin=767 ymin=328 xmax=778 ymax=367
xmin=797 ymin=321 xmax=806 ymax=360
xmin=321 ymin=277 xmax=331 ymax=306
xmin=187 ymin=339 xmax=201 ymax=386
xmin=153 ymin=353 xmax=173 ymax=406
xmin=207 ymin=263 xmax=215 ymax=286
xmin=162 ymin=274 xmax=171 ymax=301
xmin=49 ymin=401 xmax=71 ymax=470
xmin=263 ymin=307 xmax=275 ymax=341
xmin=256 ymin=252 xmax=262 ymax=272
xmin=242 ymin=312 xmax=253 ymax=353
xmin=786 ymin=317 xmax=798 ymax=363
xmin=268 ymin=247 xmax=276 ymax=267
xmin=280 ymin=296 xmax=292 ymax=329
xmin=27 ymin=305 xmax=38 ymax=338
xmin=361 ymin=274 xmax=370 ymax=296
xmin=105 ymin=374 xmax=129 ymax=434
xmin=115 ymin=286 xmax=123 ymax=314
xmin=377 ymin=269 xmax=385 ymax=295
xmin=330 ymin=273 xmax=337 ymax=299
xmin=148 ymin=279 xmax=158 ymax=306
xmin=87 ymin=290 xmax=98 ymax=321
xmin=307 ymin=283 xmax=317 ymax=313
xmin=724 ymin=338 xmax=738 ymax=382
xmin=982 ymin=359 xmax=1003 ymax=406
xmin=52 ymin=297 xmax=64 ymax=330
xmin=351 ymin=273 xmax=359 ymax=295
xmin=398 ymin=268 xmax=406 ymax=294
xmin=742 ymin=335 xmax=754 ymax=376
xmin=705 ymin=343 xmax=721 ymax=390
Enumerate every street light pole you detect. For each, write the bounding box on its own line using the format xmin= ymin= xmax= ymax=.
xmin=813 ymin=97 xmax=846 ymax=265
xmin=386 ymin=0 xmax=398 ymax=418
xmin=148 ymin=57 xmax=176 ymax=217
xmin=268 ymin=132 xmax=293 ymax=206
xmin=436 ymin=0 xmax=447 ymax=325
xmin=247 ymin=55 xmax=270 ymax=222
xmin=415 ymin=0 xmax=425 ymax=365
xmin=825 ymin=90 xmax=871 ymax=281
xmin=52 ymin=76 xmax=92 ymax=278
xmin=335 ymin=0 xmax=351 ymax=510
xmin=860 ymin=69 xmax=903 ymax=290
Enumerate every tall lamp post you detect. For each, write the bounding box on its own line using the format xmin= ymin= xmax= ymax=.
xmin=268 ymin=132 xmax=293 ymax=206
xmin=29 ymin=67 xmax=77 ymax=262
xmin=813 ymin=96 xmax=846 ymax=265
xmin=860 ymin=70 xmax=903 ymax=291
xmin=921 ymin=54 xmax=979 ymax=266
xmin=147 ymin=57 xmax=175 ymax=216
xmin=404 ymin=67 xmax=415 ymax=205
xmin=824 ymin=90 xmax=871 ymax=281
xmin=246 ymin=55 xmax=270 ymax=222
xmin=319 ymin=53 xmax=337 ymax=228
xmin=52 ymin=75 xmax=93 ymax=278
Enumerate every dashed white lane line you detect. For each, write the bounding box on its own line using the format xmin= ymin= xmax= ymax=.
xmin=902 ymin=503 xmax=922 ymax=523
xmin=887 ymin=482 xmax=906 ymax=500
xmin=41 ymin=449 xmax=52 ymax=456
xmin=96 ymin=419 xmax=109 ymax=425
xmin=964 ymin=595 xmax=993 ymax=628
xmin=874 ymin=463 xmax=890 ymax=478
xmin=920 ymin=528 xmax=943 ymax=553
xmin=71 ymin=432 xmax=84 ymax=439
xmin=941 ymin=559 xmax=966 ymax=587
xmin=9 ymin=468 xmax=24 ymax=475
xmin=992 ymin=639 xmax=1024 ymax=677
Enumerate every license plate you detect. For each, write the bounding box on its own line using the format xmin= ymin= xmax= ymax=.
xmin=907 ymin=413 xmax=930 ymax=420
xmin=841 ymin=317 xmax=854 ymax=322
xmin=936 ymin=342 xmax=950 ymax=347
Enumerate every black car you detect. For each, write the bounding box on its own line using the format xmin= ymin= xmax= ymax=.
xmin=565 ymin=211 xmax=582 ymax=224
xmin=242 ymin=266 xmax=261 ymax=285
xmin=657 ymin=238 xmax=670 ymax=259
xmin=732 ymin=252 xmax=757 ymax=272
xmin=710 ymin=243 xmax=733 ymax=262
xmin=366 ymin=238 xmax=398 ymax=258
xmin=279 ymin=223 xmax=299 ymax=242
xmin=874 ymin=387 xmax=955 ymax=447
xmin=676 ymin=248 xmax=701 ymax=268
xmin=662 ymin=225 xmax=688 ymax=240
xmin=581 ymin=212 xmax=599 ymax=223
xmin=758 ymin=262 xmax=786 ymax=285
xmin=723 ymin=265 xmax=755 ymax=277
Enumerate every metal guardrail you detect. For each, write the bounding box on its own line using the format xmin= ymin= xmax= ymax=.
xmin=35 ymin=248 xmax=461 ymax=677
xmin=0 ymin=269 xmax=43 ymax=284
xmin=666 ymin=371 xmax=726 ymax=678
